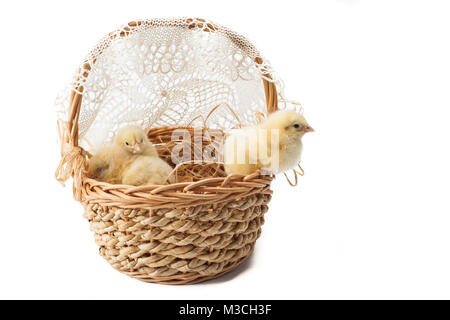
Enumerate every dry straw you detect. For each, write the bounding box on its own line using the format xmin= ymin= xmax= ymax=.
xmin=56 ymin=18 xmax=281 ymax=284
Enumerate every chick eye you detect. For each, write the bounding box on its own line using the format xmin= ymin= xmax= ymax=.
xmin=293 ymin=124 xmax=300 ymax=129
xmin=125 ymin=142 xmax=129 ymax=146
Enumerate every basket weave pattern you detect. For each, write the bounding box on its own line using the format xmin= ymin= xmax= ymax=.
xmin=78 ymin=127 xmax=273 ymax=284
xmin=84 ymin=192 xmax=271 ymax=284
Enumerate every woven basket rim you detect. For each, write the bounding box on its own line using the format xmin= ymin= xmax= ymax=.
xmin=83 ymin=175 xmax=273 ymax=210
xmin=82 ymin=126 xmax=274 ymax=209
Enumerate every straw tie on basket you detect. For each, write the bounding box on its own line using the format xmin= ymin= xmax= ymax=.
xmin=55 ymin=120 xmax=87 ymax=201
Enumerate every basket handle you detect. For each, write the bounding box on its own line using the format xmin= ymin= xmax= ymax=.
xmin=66 ymin=19 xmax=278 ymax=148
xmin=57 ymin=19 xmax=278 ymax=199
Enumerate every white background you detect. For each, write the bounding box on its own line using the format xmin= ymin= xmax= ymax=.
xmin=1 ymin=0 xmax=449 ymax=299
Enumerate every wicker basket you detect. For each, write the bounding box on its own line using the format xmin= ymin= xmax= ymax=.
xmin=56 ymin=18 xmax=279 ymax=284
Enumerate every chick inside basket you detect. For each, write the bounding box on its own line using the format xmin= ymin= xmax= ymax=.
xmin=86 ymin=116 xmax=229 ymax=185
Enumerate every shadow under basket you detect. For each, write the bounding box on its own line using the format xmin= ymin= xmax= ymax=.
xmin=80 ymin=127 xmax=274 ymax=284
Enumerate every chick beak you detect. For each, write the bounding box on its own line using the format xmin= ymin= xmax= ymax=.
xmin=305 ymin=126 xmax=315 ymax=133
xmin=133 ymin=143 xmax=142 ymax=153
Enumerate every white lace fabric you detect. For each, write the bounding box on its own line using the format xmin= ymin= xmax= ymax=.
xmin=56 ymin=18 xmax=285 ymax=152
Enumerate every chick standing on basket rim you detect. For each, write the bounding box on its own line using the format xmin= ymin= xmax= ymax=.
xmin=224 ymin=110 xmax=314 ymax=176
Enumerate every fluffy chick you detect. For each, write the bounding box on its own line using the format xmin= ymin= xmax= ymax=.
xmin=87 ymin=145 xmax=130 ymax=183
xmin=122 ymin=156 xmax=174 ymax=186
xmin=114 ymin=125 xmax=158 ymax=157
xmin=224 ymin=110 xmax=314 ymax=175
xmin=115 ymin=125 xmax=173 ymax=185
xmin=114 ymin=125 xmax=175 ymax=185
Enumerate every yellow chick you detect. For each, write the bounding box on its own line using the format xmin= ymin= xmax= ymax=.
xmin=114 ymin=125 xmax=158 ymax=157
xmin=224 ymin=110 xmax=314 ymax=175
xmin=87 ymin=145 xmax=130 ymax=183
xmin=115 ymin=125 xmax=174 ymax=185
xmin=121 ymin=156 xmax=174 ymax=186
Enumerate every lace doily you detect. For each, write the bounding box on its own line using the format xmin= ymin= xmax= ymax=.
xmin=56 ymin=18 xmax=285 ymax=151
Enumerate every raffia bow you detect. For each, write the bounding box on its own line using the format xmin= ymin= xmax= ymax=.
xmin=55 ymin=120 xmax=87 ymax=201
